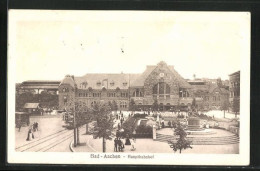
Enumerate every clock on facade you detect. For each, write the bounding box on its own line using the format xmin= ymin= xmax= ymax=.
xmin=159 ymin=73 xmax=165 ymax=77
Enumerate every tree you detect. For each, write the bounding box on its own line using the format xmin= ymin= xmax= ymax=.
xmin=122 ymin=117 xmax=137 ymax=137
xmin=221 ymin=98 xmax=229 ymax=118
xmin=92 ymin=102 xmax=114 ymax=153
xmin=168 ymin=122 xmax=192 ymax=153
xmin=129 ymin=99 xmax=136 ymax=113
xmin=72 ymin=101 xmax=92 ymax=146
xmin=232 ymin=98 xmax=240 ymax=118
xmin=152 ymin=99 xmax=159 ymax=112
xmin=16 ymin=92 xmax=35 ymax=110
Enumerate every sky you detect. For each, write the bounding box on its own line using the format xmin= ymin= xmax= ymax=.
xmin=9 ymin=10 xmax=250 ymax=83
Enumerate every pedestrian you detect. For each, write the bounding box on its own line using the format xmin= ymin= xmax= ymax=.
xmin=32 ymin=122 xmax=36 ymax=132
xmin=131 ymin=138 xmax=136 ymax=151
xmin=120 ymin=118 xmax=123 ymax=125
xmin=26 ymin=128 xmax=34 ymax=141
xmin=35 ymin=122 xmax=38 ymax=131
xmin=125 ymin=137 xmax=131 ymax=145
xmin=18 ymin=122 xmax=22 ymax=132
xmin=121 ymin=113 xmax=123 ymax=118
xmin=119 ymin=138 xmax=124 ymax=152
xmin=117 ymin=138 xmax=122 ymax=151
xmin=114 ymin=138 xmax=118 ymax=152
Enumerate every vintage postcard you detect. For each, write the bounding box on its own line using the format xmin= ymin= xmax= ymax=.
xmin=7 ymin=10 xmax=250 ymax=165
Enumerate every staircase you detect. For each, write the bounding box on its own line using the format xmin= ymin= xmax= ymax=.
xmin=155 ymin=133 xmax=239 ymax=145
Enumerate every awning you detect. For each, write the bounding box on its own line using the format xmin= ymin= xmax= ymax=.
xmin=23 ymin=103 xmax=40 ymax=109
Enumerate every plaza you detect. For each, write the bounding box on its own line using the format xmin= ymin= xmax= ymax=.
xmin=14 ymin=109 xmax=239 ymax=154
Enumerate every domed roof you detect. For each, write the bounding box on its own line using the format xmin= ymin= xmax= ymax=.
xmin=60 ymin=75 xmax=75 ymax=88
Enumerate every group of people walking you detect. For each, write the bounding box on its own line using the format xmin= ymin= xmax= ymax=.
xmin=114 ymin=137 xmax=136 ymax=152
xmin=114 ymin=111 xmax=136 ymax=152
xmin=26 ymin=122 xmax=39 ymax=141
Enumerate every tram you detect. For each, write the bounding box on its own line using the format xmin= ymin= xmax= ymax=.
xmin=64 ymin=112 xmax=74 ymax=129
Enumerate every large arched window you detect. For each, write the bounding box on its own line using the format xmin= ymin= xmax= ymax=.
xmin=153 ymin=82 xmax=170 ymax=99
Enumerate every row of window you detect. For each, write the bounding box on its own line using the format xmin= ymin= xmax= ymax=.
xmin=79 ymin=81 xmax=128 ymax=89
xmin=90 ymin=101 xmax=127 ymax=108
xmin=78 ymin=92 xmax=129 ymax=97
xmin=153 ymin=95 xmax=171 ymax=99
xmin=212 ymin=96 xmax=221 ymax=101
xmin=230 ymin=81 xmax=240 ymax=88
xmin=179 ymin=88 xmax=190 ymax=97
xmin=230 ymin=91 xmax=240 ymax=97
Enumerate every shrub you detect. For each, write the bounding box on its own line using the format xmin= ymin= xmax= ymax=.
xmin=122 ymin=117 xmax=137 ymax=137
xmin=133 ymin=113 xmax=148 ymax=118
xmin=134 ymin=124 xmax=153 ymax=138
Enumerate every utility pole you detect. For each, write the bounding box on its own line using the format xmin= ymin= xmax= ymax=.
xmin=73 ymin=102 xmax=77 ymax=147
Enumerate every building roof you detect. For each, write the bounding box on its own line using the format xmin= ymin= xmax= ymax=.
xmin=131 ymin=64 xmax=191 ymax=88
xmin=131 ymin=66 xmax=156 ymax=86
xmin=24 ymin=103 xmax=40 ymax=109
xmin=168 ymin=66 xmax=191 ymax=88
xmin=22 ymin=80 xmax=61 ymax=84
xmin=20 ymin=80 xmax=60 ymax=90
xmin=209 ymin=84 xmax=229 ymax=94
xmin=209 ymin=84 xmax=218 ymax=93
xmin=229 ymin=71 xmax=240 ymax=76
xmin=15 ymin=112 xmax=29 ymax=115
xmin=60 ymin=62 xmax=191 ymax=89
xmin=74 ymin=73 xmax=140 ymax=90
xmin=60 ymin=75 xmax=76 ymax=88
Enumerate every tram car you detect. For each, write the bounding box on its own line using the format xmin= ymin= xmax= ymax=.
xmin=15 ymin=112 xmax=30 ymax=127
xmin=63 ymin=112 xmax=74 ymax=129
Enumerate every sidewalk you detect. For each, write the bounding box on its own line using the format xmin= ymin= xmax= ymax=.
xmin=71 ymin=133 xmax=239 ymax=154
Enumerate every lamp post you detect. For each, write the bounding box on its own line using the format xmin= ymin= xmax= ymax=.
xmin=73 ymin=102 xmax=77 ymax=147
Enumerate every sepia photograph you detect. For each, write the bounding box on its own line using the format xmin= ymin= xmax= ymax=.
xmin=7 ymin=10 xmax=250 ymax=165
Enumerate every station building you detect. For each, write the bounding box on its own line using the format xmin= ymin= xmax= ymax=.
xmin=58 ymin=61 xmax=193 ymax=111
xmin=58 ymin=61 xmax=230 ymax=111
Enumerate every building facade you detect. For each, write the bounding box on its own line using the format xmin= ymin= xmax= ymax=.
xmin=58 ymin=61 xmax=193 ymax=111
xmin=58 ymin=61 xmax=230 ymax=112
xmin=187 ymin=79 xmax=229 ymax=111
xmin=229 ymin=71 xmax=240 ymax=113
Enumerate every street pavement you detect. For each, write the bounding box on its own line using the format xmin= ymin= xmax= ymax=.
xmin=15 ymin=115 xmax=74 ymax=152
